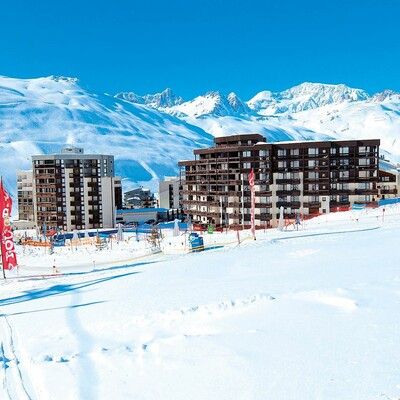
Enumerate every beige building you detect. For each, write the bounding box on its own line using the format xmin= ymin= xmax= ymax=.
xmin=21 ymin=147 xmax=122 ymax=231
xmin=158 ymin=176 xmax=180 ymax=210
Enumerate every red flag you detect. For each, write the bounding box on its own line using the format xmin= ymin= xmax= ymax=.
xmin=248 ymin=169 xmax=256 ymax=240
xmin=0 ymin=181 xmax=18 ymax=271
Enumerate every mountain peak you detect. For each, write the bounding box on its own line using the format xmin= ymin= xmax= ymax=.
xmin=144 ymin=88 xmax=183 ymax=108
xmin=172 ymin=91 xmax=251 ymax=118
xmin=115 ymin=88 xmax=183 ymax=108
xmin=50 ymin=75 xmax=79 ymax=84
xmin=370 ymin=89 xmax=400 ymax=103
xmin=248 ymin=82 xmax=370 ymax=115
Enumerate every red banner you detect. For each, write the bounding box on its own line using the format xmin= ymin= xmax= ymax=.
xmin=0 ymin=181 xmax=18 ymax=271
xmin=248 ymin=169 xmax=256 ymax=240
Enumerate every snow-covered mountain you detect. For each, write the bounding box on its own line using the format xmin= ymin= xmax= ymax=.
xmin=285 ymin=100 xmax=400 ymax=158
xmin=247 ymin=82 xmax=370 ymax=115
xmin=0 ymin=76 xmax=213 ymax=199
xmin=117 ymin=82 xmax=400 ymax=161
xmin=168 ymin=91 xmax=253 ymax=118
xmin=369 ymin=89 xmax=400 ymax=103
xmin=116 ymin=88 xmax=183 ymax=109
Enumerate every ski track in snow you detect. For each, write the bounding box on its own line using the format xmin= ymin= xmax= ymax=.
xmin=0 ymin=311 xmax=32 ymax=400
xmin=64 ymin=288 xmax=98 ymax=400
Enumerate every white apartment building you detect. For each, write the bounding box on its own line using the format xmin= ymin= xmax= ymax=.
xmin=29 ymin=147 xmax=122 ymax=231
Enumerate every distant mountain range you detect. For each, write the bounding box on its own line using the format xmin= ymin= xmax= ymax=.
xmin=116 ymin=82 xmax=400 ymax=161
xmin=1 ymin=75 xmax=399 ymax=203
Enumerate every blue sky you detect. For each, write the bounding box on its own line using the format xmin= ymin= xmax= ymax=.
xmin=0 ymin=0 xmax=399 ymax=100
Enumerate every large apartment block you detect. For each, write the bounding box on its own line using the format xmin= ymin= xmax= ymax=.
xmin=178 ymin=134 xmax=382 ymax=228
xmin=31 ymin=147 xmax=122 ymax=231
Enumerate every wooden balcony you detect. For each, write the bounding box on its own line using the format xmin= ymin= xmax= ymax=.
xmin=354 ymin=189 xmax=378 ymax=195
xmin=276 ymin=190 xmax=301 ymax=196
xmin=380 ymin=188 xmax=397 ymax=195
xmin=275 ymin=179 xmax=301 ymax=185
xmin=276 ymin=201 xmax=301 ymax=208
xmin=303 ymin=201 xmax=321 ymax=208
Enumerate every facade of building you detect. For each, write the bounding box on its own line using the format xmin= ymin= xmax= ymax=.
xmin=378 ymin=159 xmax=400 ymax=200
xmin=124 ymin=188 xmax=157 ymax=209
xmin=178 ymin=134 xmax=381 ymax=228
xmin=158 ymin=176 xmax=180 ymax=209
xmin=30 ymin=147 xmax=122 ymax=231
xmin=17 ymin=170 xmax=34 ymax=222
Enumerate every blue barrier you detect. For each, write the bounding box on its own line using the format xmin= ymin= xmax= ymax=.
xmin=378 ymin=197 xmax=400 ymax=207
xmin=352 ymin=203 xmax=366 ymax=210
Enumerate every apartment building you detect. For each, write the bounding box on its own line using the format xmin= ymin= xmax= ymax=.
xmin=31 ymin=147 xmax=122 ymax=231
xmin=178 ymin=134 xmax=381 ymax=228
xmin=158 ymin=176 xmax=180 ymax=209
xmin=124 ymin=187 xmax=157 ymax=209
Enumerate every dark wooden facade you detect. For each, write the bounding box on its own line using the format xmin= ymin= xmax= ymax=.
xmin=179 ymin=134 xmax=380 ymax=228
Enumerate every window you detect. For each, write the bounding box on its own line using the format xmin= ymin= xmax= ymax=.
xmin=291 ymin=172 xmax=300 ymax=179
xmin=242 ymin=162 xmax=251 ymax=169
xmin=308 ymin=160 xmax=318 ymax=167
xmin=277 ymin=149 xmax=286 ymax=157
xmin=278 ymin=161 xmax=287 ymax=168
xmin=358 ymin=195 xmax=370 ymax=202
xmin=242 ymin=151 xmax=251 ymax=157
xmin=359 ymin=146 xmax=370 ymax=154
xmin=358 ymin=158 xmax=370 ymax=166
xmin=308 ymin=148 xmax=318 ymax=156
xmin=259 ymin=150 xmax=269 ymax=157
xmin=290 ymin=160 xmax=299 ymax=168
xmin=339 ymin=146 xmax=349 ymax=155
xmin=290 ymin=149 xmax=299 ymax=156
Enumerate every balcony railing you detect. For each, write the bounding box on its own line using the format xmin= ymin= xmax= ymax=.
xmin=303 ymin=202 xmax=321 ymax=208
xmin=276 ymin=190 xmax=301 ymax=196
xmin=276 ymin=201 xmax=301 ymax=208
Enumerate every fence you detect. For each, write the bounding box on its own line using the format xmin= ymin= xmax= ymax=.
xmin=378 ymin=197 xmax=400 ymax=207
